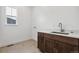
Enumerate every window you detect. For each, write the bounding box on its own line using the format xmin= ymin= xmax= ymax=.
xmin=6 ymin=7 xmax=17 ymax=25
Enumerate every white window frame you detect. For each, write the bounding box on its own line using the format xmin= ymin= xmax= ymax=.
xmin=5 ymin=7 xmax=17 ymax=25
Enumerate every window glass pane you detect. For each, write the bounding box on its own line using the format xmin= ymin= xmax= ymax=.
xmin=6 ymin=7 xmax=11 ymax=16
xmin=12 ymin=8 xmax=17 ymax=16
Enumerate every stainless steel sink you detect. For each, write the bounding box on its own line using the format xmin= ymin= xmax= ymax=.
xmin=51 ymin=31 xmax=69 ymax=35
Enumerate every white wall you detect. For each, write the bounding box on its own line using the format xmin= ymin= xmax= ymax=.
xmin=0 ymin=6 xmax=32 ymax=47
xmin=0 ymin=6 xmax=79 ymax=47
xmin=0 ymin=7 xmax=2 ymax=41
xmin=32 ymin=6 xmax=79 ymax=41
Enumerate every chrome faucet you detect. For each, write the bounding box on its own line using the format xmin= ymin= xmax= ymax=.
xmin=58 ymin=22 xmax=64 ymax=32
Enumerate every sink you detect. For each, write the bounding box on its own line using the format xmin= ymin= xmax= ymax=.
xmin=51 ymin=31 xmax=69 ymax=35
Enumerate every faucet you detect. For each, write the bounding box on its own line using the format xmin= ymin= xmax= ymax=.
xmin=58 ymin=22 xmax=64 ymax=32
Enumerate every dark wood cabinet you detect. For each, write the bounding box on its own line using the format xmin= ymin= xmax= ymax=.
xmin=38 ymin=32 xmax=79 ymax=53
xmin=38 ymin=32 xmax=45 ymax=52
xmin=53 ymin=40 xmax=64 ymax=53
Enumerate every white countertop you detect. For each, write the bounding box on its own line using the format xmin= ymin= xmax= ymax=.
xmin=39 ymin=31 xmax=79 ymax=39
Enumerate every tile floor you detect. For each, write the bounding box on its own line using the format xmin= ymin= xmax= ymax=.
xmin=0 ymin=39 xmax=41 ymax=53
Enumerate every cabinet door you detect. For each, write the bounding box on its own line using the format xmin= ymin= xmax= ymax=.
xmin=45 ymin=37 xmax=64 ymax=53
xmin=63 ymin=43 xmax=74 ymax=53
xmin=74 ymin=46 xmax=78 ymax=53
xmin=45 ymin=38 xmax=56 ymax=53
xmin=54 ymin=41 xmax=75 ymax=53
xmin=38 ymin=33 xmax=45 ymax=52
xmin=50 ymin=39 xmax=55 ymax=53
xmin=53 ymin=40 xmax=64 ymax=53
xmin=44 ymin=37 xmax=51 ymax=53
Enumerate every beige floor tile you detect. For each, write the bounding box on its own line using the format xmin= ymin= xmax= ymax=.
xmin=0 ymin=39 xmax=41 ymax=53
